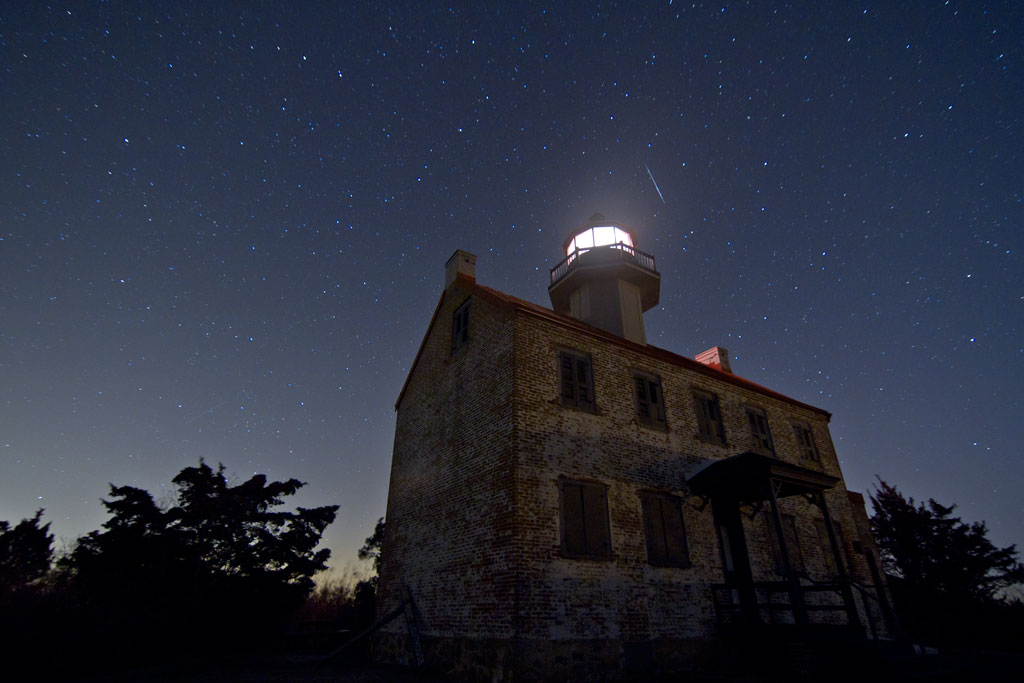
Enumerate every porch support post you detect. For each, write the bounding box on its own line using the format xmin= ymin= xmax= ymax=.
xmin=816 ymin=491 xmax=861 ymax=630
xmin=768 ymin=478 xmax=807 ymax=626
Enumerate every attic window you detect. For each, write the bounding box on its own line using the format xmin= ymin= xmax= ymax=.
xmin=451 ymin=299 xmax=470 ymax=355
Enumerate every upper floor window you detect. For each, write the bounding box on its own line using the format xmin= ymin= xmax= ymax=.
xmin=746 ymin=407 xmax=774 ymax=455
xmin=640 ymin=491 xmax=690 ymax=568
xmin=559 ymin=478 xmax=611 ymax=560
xmin=451 ymin=299 xmax=470 ymax=354
xmin=693 ymin=390 xmax=726 ymax=445
xmin=634 ymin=371 xmax=666 ymax=429
xmin=792 ymin=422 xmax=819 ymax=462
xmin=559 ymin=350 xmax=595 ymax=412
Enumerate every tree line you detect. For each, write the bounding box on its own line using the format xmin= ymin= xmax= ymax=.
xmin=3 ymin=467 xmax=1022 ymax=677
xmin=0 ymin=461 xmax=382 ymax=678
xmin=869 ymin=479 xmax=1023 ymax=650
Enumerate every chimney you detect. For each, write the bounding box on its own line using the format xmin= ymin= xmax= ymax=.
xmin=695 ymin=346 xmax=732 ymax=373
xmin=445 ymin=250 xmax=477 ymax=289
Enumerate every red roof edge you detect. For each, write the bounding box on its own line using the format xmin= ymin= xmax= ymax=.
xmin=394 ymin=274 xmax=831 ymax=420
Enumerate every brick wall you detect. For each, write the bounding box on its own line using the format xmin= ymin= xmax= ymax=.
xmin=376 ymin=280 xmax=517 ymax=648
xmin=511 ymin=310 xmax=879 ymax=643
xmin=377 ymin=281 xmax=885 ymax=677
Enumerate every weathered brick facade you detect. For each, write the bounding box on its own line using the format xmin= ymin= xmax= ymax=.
xmin=375 ymin=247 xmax=890 ymax=680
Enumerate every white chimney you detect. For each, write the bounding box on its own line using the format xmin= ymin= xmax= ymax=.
xmin=445 ymin=250 xmax=477 ymax=289
xmin=695 ymin=346 xmax=732 ymax=373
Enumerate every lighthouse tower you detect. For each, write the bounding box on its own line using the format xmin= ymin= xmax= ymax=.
xmin=547 ymin=214 xmax=661 ymax=344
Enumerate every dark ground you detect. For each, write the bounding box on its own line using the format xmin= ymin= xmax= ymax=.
xmin=69 ymin=649 xmax=1022 ymax=683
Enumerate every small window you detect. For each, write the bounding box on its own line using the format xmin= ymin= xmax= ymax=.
xmin=693 ymin=390 xmax=726 ymax=445
xmin=559 ymin=479 xmax=611 ymax=560
xmin=640 ymin=492 xmax=690 ymax=567
xmin=634 ymin=371 xmax=666 ymax=429
xmin=746 ymin=407 xmax=774 ymax=455
xmin=451 ymin=299 xmax=470 ymax=354
xmin=559 ymin=350 xmax=595 ymax=412
xmin=766 ymin=513 xmax=805 ymax=575
xmin=792 ymin=422 xmax=819 ymax=462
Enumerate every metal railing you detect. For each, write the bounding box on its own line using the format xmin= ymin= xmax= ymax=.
xmin=711 ymin=577 xmax=892 ymax=641
xmin=711 ymin=580 xmax=849 ymax=625
xmin=549 ymin=242 xmax=657 ymax=285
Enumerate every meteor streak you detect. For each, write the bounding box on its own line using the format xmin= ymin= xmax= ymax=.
xmin=645 ymin=162 xmax=666 ymax=204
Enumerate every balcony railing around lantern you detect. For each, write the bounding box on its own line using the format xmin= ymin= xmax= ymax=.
xmin=549 ymin=242 xmax=658 ymax=286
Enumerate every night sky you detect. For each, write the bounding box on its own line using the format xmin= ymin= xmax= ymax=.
xmin=3 ymin=2 xmax=1022 ymax=573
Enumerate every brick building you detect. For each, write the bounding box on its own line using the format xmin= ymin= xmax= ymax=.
xmin=374 ymin=217 xmax=893 ymax=679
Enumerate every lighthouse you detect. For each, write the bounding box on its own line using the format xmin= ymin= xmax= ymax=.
xmin=547 ymin=213 xmax=661 ymax=344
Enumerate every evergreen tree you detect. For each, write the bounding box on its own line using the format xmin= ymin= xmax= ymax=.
xmin=870 ymin=479 xmax=1024 ymax=649
xmin=0 ymin=509 xmax=54 ymax=594
xmin=67 ymin=461 xmax=338 ymax=653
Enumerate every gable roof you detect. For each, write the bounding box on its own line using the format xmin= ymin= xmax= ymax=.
xmin=395 ymin=274 xmax=830 ymax=420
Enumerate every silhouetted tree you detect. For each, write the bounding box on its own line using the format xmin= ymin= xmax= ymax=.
xmin=358 ymin=516 xmax=385 ymax=581
xmin=0 ymin=509 xmax=53 ymax=594
xmin=870 ymin=479 xmax=1024 ymax=649
xmin=870 ymin=479 xmax=1022 ymax=601
xmin=350 ymin=518 xmax=384 ymax=628
xmin=65 ymin=461 xmax=338 ymax=658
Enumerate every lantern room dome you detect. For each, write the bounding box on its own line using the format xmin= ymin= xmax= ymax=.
xmin=561 ymin=213 xmax=636 ymax=257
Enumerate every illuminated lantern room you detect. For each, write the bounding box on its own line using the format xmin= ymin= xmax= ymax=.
xmin=548 ymin=214 xmax=660 ymax=345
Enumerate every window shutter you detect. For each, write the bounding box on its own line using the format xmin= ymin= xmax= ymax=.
xmin=562 ymin=483 xmax=586 ymax=556
xmin=695 ymin=394 xmax=711 ymax=435
xmin=748 ymin=409 xmax=773 ymax=453
xmin=635 ymin=376 xmax=650 ymax=419
xmin=642 ymin=494 xmax=666 ymax=564
xmin=711 ymin=398 xmax=725 ymax=441
xmin=582 ymin=484 xmax=609 ymax=558
xmin=575 ymin=358 xmax=593 ymax=409
xmin=650 ymin=380 xmax=666 ymax=423
xmin=661 ymin=498 xmax=689 ymax=566
xmin=560 ymin=353 xmax=576 ymax=403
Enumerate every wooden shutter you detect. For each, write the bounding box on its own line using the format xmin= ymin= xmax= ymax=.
xmin=635 ymin=375 xmax=651 ymax=420
xmin=661 ymin=497 xmax=689 ymax=566
xmin=575 ymin=357 xmax=593 ymax=410
xmin=642 ymin=494 xmax=666 ymax=564
xmin=694 ymin=393 xmax=711 ymax=435
xmin=560 ymin=352 xmax=576 ymax=403
xmin=582 ymin=484 xmax=610 ymax=558
xmin=561 ymin=482 xmax=586 ymax=556
xmin=650 ymin=379 xmax=666 ymax=424
xmin=794 ymin=423 xmax=818 ymax=461
xmin=642 ymin=493 xmax=688 ymax=567
xmin=710 ymin=396 xmax=725 ymax=442
xmin=748 ymin=409 xmax=773 ymax=453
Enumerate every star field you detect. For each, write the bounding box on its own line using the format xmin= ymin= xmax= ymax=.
xmin=2 ymin=2 xmax=1021 ymax=569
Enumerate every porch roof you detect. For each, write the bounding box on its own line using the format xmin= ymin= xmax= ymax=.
xmin=687 ymin=451 xmax=840 ymax=503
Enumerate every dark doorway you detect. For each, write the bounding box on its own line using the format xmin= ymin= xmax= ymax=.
xmin=713 ymin=496 xmax=758 ymax=622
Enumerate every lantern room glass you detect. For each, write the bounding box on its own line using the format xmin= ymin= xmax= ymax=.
xmin=565 ymin=226 xmax=634 ymax=257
